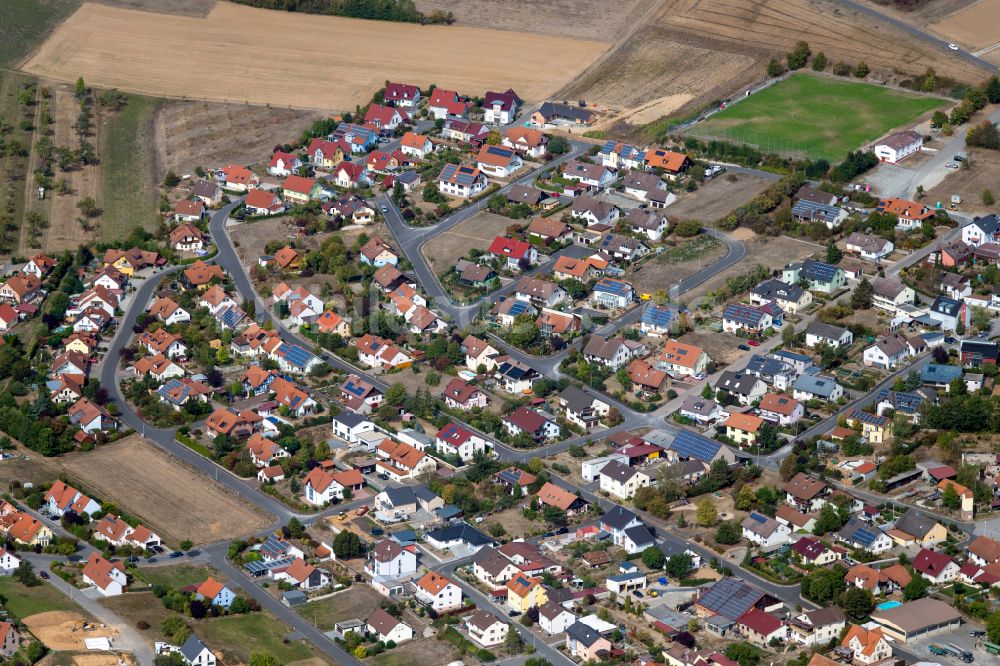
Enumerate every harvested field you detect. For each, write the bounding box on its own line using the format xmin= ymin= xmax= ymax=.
xmin=154 ymin=101 xmax=321 ymax=182
xmin=414 ymin=0 xmax=655 ymax=41
xmin=692 ymin=73 xmax=946 ymax=161
xmin=666 ymin=172 xmax=775 ymax=223
xmin=302 ymin=586 xmax=383 ymax=630
xmin=370 ymin=639 xmax=459 ymax=666
xmin=93 ymin=0 xmax=217 ymax=16
xmin=929 ymin=0 xmax=1000 ymax=50
xmin=24 ymin=3 xmax=608 ymax=110
xmin=49 ymin=436 xmax=270 ymax=545
xmin=421 ymin=210 xmax=514 ymax=274
xmin=23 ymin=611 xmax=103 ymax=652
xmin=562 ymin=0 xmax=988 ymax=134
xmin=926 ymin=148 xmax=1000 ymax=216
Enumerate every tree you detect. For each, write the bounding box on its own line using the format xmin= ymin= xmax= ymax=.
xmin=811 ymin=51 xmax=827 ymax=71
xmin=642 ymin=546 xmax=666 ymax=570
xmin=986 ymin=75 xmax=1000 ymax=104
xmin=989 ymin=609 xmax=1000 ymax=643
xmin=842 ymin=587 xmax=874 ymax=621
xmin=547 ymin=135 xmax=569 ymax=155
xmin=825 ymin=239 xmax=842 ymax=264
xmin=179 ymin=540 xmax=193 ymax=551
xmin=802 ymin=566 xmax=846 ymax=603
xmin=735 ymin=484 xmax=756 ymax=511
xmin=932 ymin=110 xmax=949 ymax=128
xmin=665 ymin=554 xmax=694 ymax=578
xmin=725 ymin=642 xmax=762 ymax=666
xmin=812 ymin=504 xmax=843 ymax=535
xmin=333 ymin=530 xmax=364 ymax=559
xmin=696 ymin=498 xmax=718 ymax=527
xmin=767 ymin=58 xmax=784 ymax=78
xmin=77 ymin=196 xmax=100 ymax=218
xmin=163 ymin=171 xmax=181 ymax=188
xmin=286 ymin=517 xmax=305 ymax=538
xmin=853 ymin=61 xmax=870 ymax=78
xmin=13 ymin=561 xmax=39 ymax=586
xmin=967 ymin=121 xmax=1000 ymax=150
xmin=984 ymin=189 xmax=996 ymax=206
xmin=250 ymin=654 xmax=278 ymax=666
xmin=851 ymin=278 xmax=874 ymax=309
xmin=903 ymin=573 xmax=930 ymax=601
xmin=715 ymin=520 xmax=740 ymax=544
xmin=75 ymin=77 xmax=87 ymax=99
xmin=503 ymin=626 xmax=523 ymax=653
xmin=528 ymin=457 xmax=544 ymax=474
xmin=941 ymin=482 xmax=960 ymax=510
xmin=787 ymin=41 xmax=811 ymax=70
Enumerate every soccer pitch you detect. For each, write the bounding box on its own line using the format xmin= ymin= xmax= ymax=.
xmin=691 ymin=73 xmax=946 ymax=161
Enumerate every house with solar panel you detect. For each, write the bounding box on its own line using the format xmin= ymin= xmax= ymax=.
xmin=437 ymin=164 xmax=487 ymax=198
xmin=665 ymin=430 xmax=736 ymax=466
xmin=694 ymin=576 xmax=784 ymax=625
xmin=782 ymin=260 xmax=846 ymax=294
xmin=269 ymin=341 xmax=322 ymax=375
xmin=741 ymin=511 xmax=792 ymax=549
xmin=744 ymin=354 xmax=797 ymax=390
xmin=598 ymin=141 xmax=643 ymax=170
xmin=874 ymin=389 xmax=931 ymax=424
xmin=339 ymin=374 xmax=383 ymax=414
xmin=837 ymin=517 xmax=893 ymax=554
xmin=477 ymin=145 xmax=523 ymax=178
xmin=493 ymin=357 xmax=540 ymax=394
xmin=639 ymin=304 xmax=675 ymax=336
xmin=591 ymin=277 xmax=634 ymax=309
xmin=791 ymin=198 xmax=848 ymax=229
xmin=492 ymin=297 xmax=537 ymax=328
xmin=847 ymin=410 xmax=892 ymax=445
xmin=722 ymin=303 xmax=773 ymax=335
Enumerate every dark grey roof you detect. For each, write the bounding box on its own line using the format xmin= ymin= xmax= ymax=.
xmin=382 ymin=486 xmax=417 ymax=507
xmin=179 ymin=635 xmax=211 ymax=663
xmin=894 ymin=508 xmax=939 ymax=539
xmin=600 ymin=460 xmax=639 ymax=483
xmin=538 ymin=102 xmax=594 ymax=123
xmin=930 ymin=295 xmax=963 ymax=317
xmin=792 ymin=374 xmax=840 ymax=398
xmin=413 ymin=485 xmax=439 ymax=503
xmin=566 ymin=621 xmax=603 ymax=647
xmin=697 ymin=577 xmax=766 ymax=621
xmin=560 ymin=385 xmax=597 ymax=413
xmin=751 ymin=279 xmax=805 ymax=302
xmin=332 ymin=411 xmax=369 ymax=428
xmin=624 ymin=524 xmax=655 ymax=547
xmin=425 ymin=521 xmax=493 ymax=547
xmin=716 ymin=370 xmax=763 ymax=396
xmin=601 ymin=505 xmax=640 ymax=531
xmin=806 ymin=320 xmax=850 ymax=341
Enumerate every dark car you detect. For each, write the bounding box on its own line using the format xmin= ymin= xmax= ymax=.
xmin=186 ymin=549 xmax=200 ymax=557
xmin=632 ymin=590 xmax=644 ymax=598
xmin=556 ymin=527 xmax=569 ymax=535
xmin=39 ymin=571 xmax=49 ymax=580
xmin=738 ymin=344 xmax=751 ymax=351
xmin=371 ymin=527 xmax=384 ymax=536
xmin=945 ymin=336 xmax=958 ymax=344
xmin=170 ymin=551 xmax=184 ymax=559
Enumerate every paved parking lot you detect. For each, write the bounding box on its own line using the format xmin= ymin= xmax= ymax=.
xmin=904 ymin=623 xmax=989 ymax=663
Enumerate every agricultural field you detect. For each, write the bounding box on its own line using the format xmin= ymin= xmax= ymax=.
xmin=154 ymin=100 xmax=321 ymax=182
xmin=560 ymin=0 xmax=987 ymax=135
xmin=690 ymin=73 xmax=946 ymax=160
xmin=929 ymin=0 xmax=1000 ymax=51
xmin=23 ymin=2 xmax=608 ymax=110
xmin=414 ymin=0 xmax=656 ymax=41
xmin=44 ymin=436 xmax=270 ymax=545
xmin=665 ymin=172 xmax=775 ymax=222
xmin=0 ymin=0 xmax=80 ymax=69
xmin=0 ymin=71 xmax=37 ymax=258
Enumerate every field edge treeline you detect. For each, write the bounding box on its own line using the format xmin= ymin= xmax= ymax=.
xmin=230 ymin=0 xmax=454 ymax=24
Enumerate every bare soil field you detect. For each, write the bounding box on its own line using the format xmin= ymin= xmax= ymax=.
xmin=23 ymin=3 xmax=608 ymax=110
xmin=562 ymin=0 xmax=989 ymax=134
xmin=422 ymin=210 xmax=514 ymax=274
xmin=24 ymin=611 xmax=109 ymax=652
xmin=154 ymin=100 xmax=321 ymax=182
xmin=667 ymin=173 xmax=775 ymax=223
xmin=929 ymin=0 xmax=1000 ymax=50
xmin=94 ymin=0 xmax=217 ymax=16
xmin=926 ymin=149 xmax=1000 ymax=216
xmin=414 ymin=0 xmax=656 ymax=41
xmin=51 ymin=435 xmax=270 ymax=545
xmin=626 ymin=237 xmax=727 ymax=296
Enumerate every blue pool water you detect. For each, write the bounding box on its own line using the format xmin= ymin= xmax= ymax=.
xmin=876 ymin=601 xmax=902 ymax=611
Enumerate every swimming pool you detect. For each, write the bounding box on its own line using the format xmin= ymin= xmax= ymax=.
xmin=876 ymin=601 xmax=902 ymax=611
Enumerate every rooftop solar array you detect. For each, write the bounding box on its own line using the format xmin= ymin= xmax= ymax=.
xmin=642 ymin=305 xmax=673 ymax=327
xmin=849 ymin=410 xmax=889 ymax=426
xmin=697 ymin=577 xmax=764 ymax=621
xmin=506 ymin=300 xmax=532 ymax=317
xmin=723 ymin=303 xmax=766 ymax=326
xmin=669 ymin=430 xmax=721 ymax=463
xmin=800 ymin=260 xmax=841 ymax=282
xmin=595 ymin=278 xmax=632 ymax=296
xmin=278 ymin=343 xmax=317 ymax=369
xmin=484 ymin=146 xmax=514 ymax=158
xmin=244 ymin=556 xmax=294 ymax=574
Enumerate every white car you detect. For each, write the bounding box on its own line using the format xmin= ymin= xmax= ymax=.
xmin=948 ymin=43 xmax=959 ymax=51
xmin=945 ymin=163 xmax=959 ymax=169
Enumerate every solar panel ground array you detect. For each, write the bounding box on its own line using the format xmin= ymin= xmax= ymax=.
xmin=688 ymin=73 xmax=946 ymax=162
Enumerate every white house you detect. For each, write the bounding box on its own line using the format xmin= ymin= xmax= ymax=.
xmin=962 ymin=214 xmax=1000 ymax=248
xmin=863 ymin=335 xmax=910 ymax=369
xmin=874 ymin=130 xmax=923 ymax=164
xmin=331 ymin=411 xmax=375 ymax=445
xmin=599 ymin=461 xmax=651 ymax=500
xmin=414 ymin=572 xmax=463 ymax=612
xmin=435 ymin=423 xmax=490 ymax=462
xmin=805 ymin=321 xmax=853 ymax=349
xmin=365 ymin=539 xmax=418 ymax=579
xmin=0 ymin=548 xmax=20 ymax=573
xmin=82 ymin=553 xmax=127 ymax=597
xmin=367 ymin=608 xmax=414 ymax=644
xmin=437 ymin=164 xmax=487 ymax=198
xmin=539 ymin=601 xmax=576 ymax=635
xmin=741 ymin=512 xmax=792 ymax=549
xmin=466 ymin=610 xmax=509 ymax=648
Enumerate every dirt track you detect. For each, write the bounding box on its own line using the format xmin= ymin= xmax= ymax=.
xmin=23 ymin=2 xmax=608 ymax=110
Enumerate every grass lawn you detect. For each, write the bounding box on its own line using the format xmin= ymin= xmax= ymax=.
xmin=198 ymin=613 xmax=316 ymax=664
xmin=0 ymin=0 xmax=80 ymax=69
xmin=99 ymin=93 xmax=162 ymax=241
xmin=659 ymin=235 xmax=722 ymax=264
xmin=692 ymin=73 xmax=945 ymax=161
xmin=0 ymin=578 xmax=85 ymax=619
xmin=138 ymin=564 xmax=220 ymax=589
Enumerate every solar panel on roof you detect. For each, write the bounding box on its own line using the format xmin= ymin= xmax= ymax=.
xmin=669 ymin=431 xmax=721 ymax=463
xmin=724 ymin=304 xmax=765 ymax=326
xmin=801 ymin=260 xmax=840 ymax=282
xmin=854 ymin=527 xmax=877 ymax=547
xmin=507 ymin=301 xmax=531 ymax=316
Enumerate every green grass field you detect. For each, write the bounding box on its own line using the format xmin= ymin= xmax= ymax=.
xmin=198 ymin=613 xmax=316 ymax=664
xmin=99 ymin=93 xmax=162 ymax=241
xmin=0 ymin=577 xmax=86 ymax=619
xmin=692 ymin=73 xmax=946 ymax=161
xmin=138 ymin=564 xmax=221 ymax=590
xmin=0 ymin=0 xmax=80 ymax=69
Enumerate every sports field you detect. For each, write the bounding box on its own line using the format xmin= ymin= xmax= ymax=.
xmin=690 ymin=73 xmax=946 ymax=161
